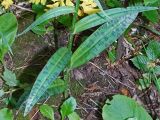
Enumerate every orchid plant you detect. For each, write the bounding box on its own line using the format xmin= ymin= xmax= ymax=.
xmin=0 ymin=0 xmax=158 ymax=119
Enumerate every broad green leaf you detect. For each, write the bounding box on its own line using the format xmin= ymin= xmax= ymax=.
xmin=18 ymin=6 xmax=74 ymax=36
xmin=40 ymin=78 xmax=68 ymax=100
xmin=143 ymin=0 xmax=159 ymax=23
xmin=31 ymin=24 xmax=48 ymax=35
xmin=74 ymin=6 xmax=158 ymax=33
xmin=57 ymin=15 xmax=72 ymax=27
xmin=144 ymin=0 xmax=159 ymax=6
xmin=16 ymin=78 xmax=67 ymax=110
xmin=60 ymin=97 xmax=77 ymax=120
xmin=24 ymin=47 xmax=72 ymax=116
xmin=102 ymin=95 xmax=152 ymax=120
xmin=31 ymin=10 xmax=53 ymax=35
xmin=131 ymin=55 xmax=149 ymax=71
xmin=32 ymin=4 xmax=45 ymax=13
xmin=16 ymin=89 xmax=31 ymax=109
xmin=68 ymin=112 xmax=81 ymax=120
xmin=2 ymin=68 xmax=19 ymax=87
xmin=0 ymin=108 xmax=13 ymax=120
xmin=0 ymin=13 xmax=18 ymax=61
xmin=40 ymin=104 xmax=54 ymax=120
xmin=71 ymin=14 xmax=137 ymax=68
xmin=31 ymin=23 xmax=54 ymax=35
xmin=46 ymin=78 xmax=68 ymax=96
xmin=146 ymin=41 xmax=160 ymax=60
xmin=106 ymin=0 xmax=122 ymax=7
xmin=143 ymin=10 xmax=159 ymax=23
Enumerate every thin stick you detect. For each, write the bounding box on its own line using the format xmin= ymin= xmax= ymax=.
xmin=89 ymin=62 xmax=135 ymax=90
xmin=30 ymin=97 xmax=50 ymax=120
xmin=12 ymin=4 xmax=34 ymax=12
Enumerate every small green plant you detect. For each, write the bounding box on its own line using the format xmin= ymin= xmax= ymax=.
xmin=0 ymin=13 xmax=17 ymax=62
xmin=2 ymin=68 xmax=19 ymax=87
xmin=15 ymin=4 xmax=157 ymax=116
xmin=0 ymin=108 xmax=13 ymax=120
xmin=131 ymin=40 xmax=160 ymax=92
xmin=102 ymin=95 xmax=152 ymax=120
xmin=40 ymin=104 xmax=54 ymax=120
xmin=143 ymin=0 xmax=160 ymax=23
xmin=39 ymin=96 xmax=80 ymax=120
xmin=60 ymin=97 xmax=80 ymax=120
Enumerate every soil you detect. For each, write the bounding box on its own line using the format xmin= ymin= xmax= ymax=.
xmin=1 ymin=10 xmax=160 ymax=120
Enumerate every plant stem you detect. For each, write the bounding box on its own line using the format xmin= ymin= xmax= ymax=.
xmin=68 ymin=0 xmax=80 ymax=50
xmin=63 ymin=68 xmax=71 ymax=98
xmin=64 ymin=0 xmax=80 ymax=99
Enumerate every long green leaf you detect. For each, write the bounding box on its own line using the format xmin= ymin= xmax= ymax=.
xmin=16 ymin=79 xmax=67 ymax=110
xmin=74 ymin=6 xmax=157 ymax=33
xmin=24 ymin=47 xmax=72 ymax=116
xmin=0 ymin=13 xmax=18 ymax=61
xmin=71 ymin=13 xmax=137 ymax=68
xmin=18 ymin=6 xmax=74 ymax=36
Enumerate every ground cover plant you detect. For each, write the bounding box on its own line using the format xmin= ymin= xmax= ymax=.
xmin=0 ymin=0 xmax=159 ymax=119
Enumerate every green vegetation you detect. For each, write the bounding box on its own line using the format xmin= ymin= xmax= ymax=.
xmin=0 ymin=0 xmax=159 ymax=119
xmin=131 ymin=41 xmax=160 ymax=92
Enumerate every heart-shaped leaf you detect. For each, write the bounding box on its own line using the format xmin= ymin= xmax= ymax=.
xmin=0 ymin=108 xmax=13 ymax=120
xmin=40 ymin=104 xmax=54 ymax=120
xmin=2 ymin=68 xmax=19 ymax=87
xmin=102 ymin=95 xmax=152 ymax=120
xmin=60 ymin=97 xmax=77 ymax=120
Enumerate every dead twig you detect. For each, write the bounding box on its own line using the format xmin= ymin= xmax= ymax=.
xmin=89 ymin=62 xmax=135 ymax=90
xmin=12 ymin=4 xmax=34 ymax=13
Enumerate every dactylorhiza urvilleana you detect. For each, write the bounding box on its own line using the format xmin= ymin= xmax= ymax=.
xmin=1 ymin=0 xmax=13 ymax=9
